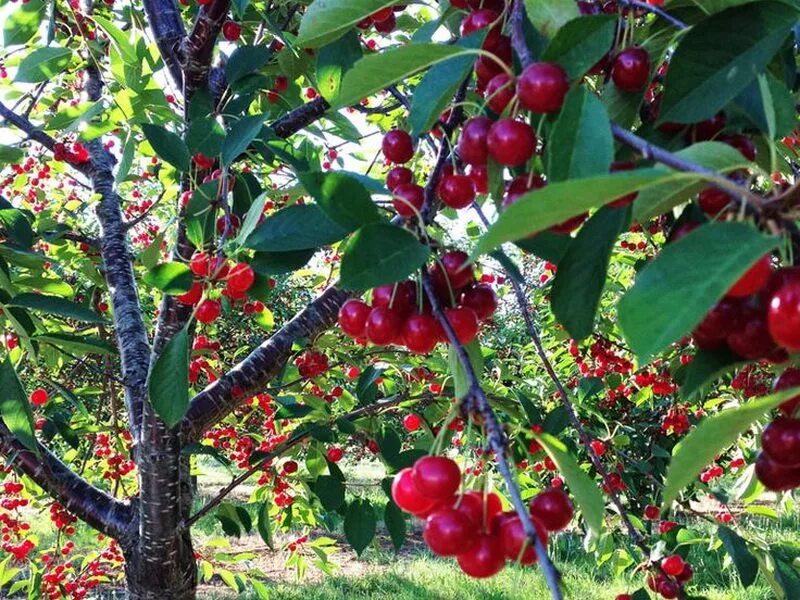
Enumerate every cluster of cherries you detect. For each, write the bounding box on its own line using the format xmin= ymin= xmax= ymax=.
xmin=52 ymin=141 xmax=90 ymax=166
xmin=756 ymin=368 xmax=800 ymax=491
xmin=187 ymin=252 xmax=259 ymax=324
xmin=356 ymin=4 xmax=408 ymax=35
xmin=337 ymin=250 xmax=497 ymax=353
xmin=294 ymin=350 xmax=329 ymax=379
xmin=391 ymin=455 xmax=573 ymax=578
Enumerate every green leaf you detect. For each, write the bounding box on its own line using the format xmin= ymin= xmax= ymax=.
xmin=231 ymin=0 xmax=250 ymax=18
xmin=141 ymin=124 xmax=191 ymax=172
xmin=36 ymin=333 xmax=115 ymax=356
xmin=618 ymin=222 xmax=779 ymax=362
xmin=632 ymin=142 xmax=752 ymax=223
xmin=143 ymin=262 xmax=194 ymax=295
xmin=148 ymin=327 xmax=190 ymax=428
xmin=661 ymin=387 xmax=800 ymax=511
xmin=340 ymin=224 xmax=430 ymax=290
xmin=257 ymin=501 xmax=274 ymax=550
xmin=15 ymin=47 xmax=72 ymax=83
xmin=245 ymin=204 xmax=350 ymax=251
xmin=732 ymin=74 xmax=797 ymax=138
xmin=534 ymin=432 xmax=604 ymax=535
xmin=315 ymin=475 xmax=345 ymax=510
xmin=297 ymin=0 xmax=401 ymax=48
xmin=8 ymin=293 xmax=104 ymax=324
xmin=225 ymin=45 xmax=273 ymax=83
xmin=344 ymin=498 xmax=376 ymax=555
xmin=546 ymin=87 xmax=613 ymax=182
xmin=222 ymin=114 xmax=266 ymax=166
xmin=0 ymin=209 xmax=33 ymax=248
xmin=524 ymin=0 xmax=580 ymax=38
xmin=251 ymin=249 xmax=315 ymax=274
xmin=0 ymin=356 xmax=37 ymax=452
xmin=473 ymin=169 xmax=673 ymax=257
xmin=541 ymin=15 xmax=617 ymax=80
xmin=659 ymin=1 xmax=798 ymax=124
xmin=186 ymin=116 xmax=225 ymax=157
xmin=551 ymin=205 xmax=630 ymax=340
xmin=300 ymin=172 xmax=381 ymax=231
xmin=384 ymin=501 xmax=406 ymax=551
xmin=0 ymin=146 xmax=24 ymax=165
xmin=93 ymin=15 xmax=137 ymax=65
xmin=334 ymin=44 xmax=470 ymax=109
xmin=681 ymin=347 xmax=744 ymax=400
xmin=3 ymin=0 xmax=45 ymax=47
xmin=355 ymin=365 xmax=384 ymax=405
xmin=316 ymin=30 xmax=363 ymax=103
xmin=234 ymin=192 xmax=269 ymax=247
xmin=448 ymin=340 xmax=484 ymax=400
xmin=408 ymin=31 xmax=485 ymax=137
xmin=718 ymin=526 xmax=759 ymax=588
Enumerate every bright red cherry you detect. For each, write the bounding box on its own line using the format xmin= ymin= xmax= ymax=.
xmin=386 ymin=166 xmax=413 ymax=191
xmin=762 ymin=418 xmax=800 ymax=467
xmin=774 ymin=368 xmax=800 ymax=417
xmin=423 ymin=507 xmax=477 ymax=556
xmin=487 ymin=119 xmax=536 ymax=167
xmin=517 ymin=62 xmax=569 ymax=114
xmin=456 ymin=534 xmax=506 ymax=578
xmin=403 ymin=413 xmax=422 ymax=432
xmin=190 ymin=251 xmax=211 ymax=277
xmin=222 ymin=21 xmax=241 ymax=41
xmin=611 ymin=47 xmax=651 ymax=92
xmin=661 ymin=554 xmax=685 ymax=577
xmin=30 ymin=388 xmax=49 ymax=406
xmin=371 ymin=281 xmax=416 ymax=315
xmin=589 ymin=439 xmax=606 ymax=456
xmin=698 ymin=187 xmax=731 ymax=215
xmin=529 ymin=488 xmax=573 ymax=532
xmin=411 ymin=456 xmax=462 ymax=500
xmin=457 ymin=117 xmax=492 ymax=166
xmin=499 ymin=515 xmax=548 ymax=565
xmin=438 ymin=174 xmax=476 ymax=209
xmin=392 ymin=468 xmax=438 ymax=514
xmin=768 ymin=275 xmax=800 ymax=351
xmin=615 ymin=595 xmax=632 ymax=600
xmin=727 ymin=254 xmax=772 ymax=298
xmin=226 ymin=262 xmax=255 ymax=293
xmin=485 ymin=73 xmax=515 ymax=114
xmin=338 ymin=299 xmax=371 ymax=338
xmin=392 ymin=183 xmax=425 ymax=218
xmin=444 ymin=306 xmax=479 ymax=344
xmin=382 ymin=129 xmax=414 ymax=164
xmin=177 ymin=281 xmax=203 ymax=306
xmin=643 ymin=505 xmax=660 ymax=520
xmin=460 ymin=284 xmax=498 ymax=320
xmin=402 ymin=313 xmax=441 ymax=354
xmin=326 ymin=447 xmax=344 ymax=462
xmin=365 ymin=306 xmax=403 ymax=345
xmin=196 ymin=299 xmax=221 ymax=324
xmin=371 ymin=6 xmax=394 ymax=21
xmin=455 ymin=490 xmax=503 ymax=528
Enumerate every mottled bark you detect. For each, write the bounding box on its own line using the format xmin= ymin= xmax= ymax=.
xmin=181 ymin=0 xmax=232 ymax=94
xmin=271 ymin=97 xmax=330 ymax=138
xmin=141 ymin=0 xmax=186 ymax=88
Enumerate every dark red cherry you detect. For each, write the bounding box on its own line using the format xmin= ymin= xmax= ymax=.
xmin=458 ymin=117 xmax=493 ymax=166
xmin=692 ymin=298 xmax=742 ymax=350
xmin=727 ymin=254 xmax=772 ymax=298
xmin=611 ymin=47 xmax=650 ymax=92
xmin=499 ymin=515 xmax=548 ymax=565
xmin=371 ymin=281 xmax=416 ymax=315
xmin=762 ymin=418 xmax=800 ymax=467
xmin=439 ymin=174 xmax=476 ymax=209
xmin=432 ymin=250 xmax=475 ymax=292
xmin=719 ymin=134 xmax=757 ymax=161
xmin=455 ymin=490 xmax=503 ymax=529
xmin=365 ymin=306 xmax=403 ymax=345
xmin=392 ymin=468 xmax=437 ymax=515
xmin=517 ymin=62 xmax=570 ymax=114
xmin=774 ymin=368 xmax=800 ymax=417
xmin=338 ymin=299 xmax=371 ymax=337
xmin=460 ymin=9 xmax=501 ymax=50
xmin=487 ymin=119 xmax=536 ymax=167
xmin=755 ymin=452 xmax=800 ymax=491
xmin=529 ymin=488 xmax=573 ymax=532
xmin=374 ymin=12 xmax=396 ymax=33
xmin=485 ymin=73 xmax=515 ymax=114
xmin=456 ymin=534 xmax=506 ymax=578
xmin=412 ymin=456 xmax=462 ymax=500
xmin=444 ymin=306 xmax=480 ymax=344
xmin=727 ymin=305 xmax=778 ymax=360
xmin=698 ymin=187 xmax=732 ymax=215
xmin=460 ymin=284 xmax=498 ymax=320
xmin=768 ymin=275 xmax=800 ymax=351
xmin=392 ymin=183 xmax=425 ymax=218
xmin=386 ymin=166 xmax=413 ymax=191
xmin=467 ymin=164 xmax=489 ymax=194
xmin=689 ymin=113 xmax=727 ymax=142
xmin=382 ymin=129 xmax=414 ymax=164
xmin=423 ymin=507 xmax=477 ymax=556
xmin=503 ymin=173 xmax=546 ymax=207
xmin=402 ymin=314 xmax=441 ymax=354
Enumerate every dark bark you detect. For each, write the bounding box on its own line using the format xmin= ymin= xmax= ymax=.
xmin=141 ymin=0 xmax=187 ymax=89
xmin=181 ymin=0 xmax=232 ymax=95
xmin=270 ymin=97 xmax=330 ymax=138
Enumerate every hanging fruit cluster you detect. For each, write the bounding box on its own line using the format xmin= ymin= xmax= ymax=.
xmin=187 ymin=251 xmax=261 ymax=324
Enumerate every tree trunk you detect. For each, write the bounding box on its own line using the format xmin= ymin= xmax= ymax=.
xmin=122 ymin=528 xmax=197 ymax=600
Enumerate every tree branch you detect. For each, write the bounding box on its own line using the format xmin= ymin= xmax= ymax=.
xmin=181 ymin=0 xmax=232 ymax=95
xmin=270 ymin=97 xmax=330 ymax=138
xmin=142 ymin=0 xmax=187 ymax=89
xmin=0 ymin=100 xmax=58 ymax=153
xmin=620 ymin=0 xmax=688 ymax=29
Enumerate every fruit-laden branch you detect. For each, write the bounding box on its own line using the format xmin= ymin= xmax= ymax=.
xmin=0 ymin=420 xmax=136 ymax=541
xmin=421 ymin=274 xmax=565 ymax=600
xmin=142 ymin=0 xmax=187 ymax=88
xmin=180 ymin=285 xmax=352 ymax=441
xmin=183 ymin=392 xmax=433 ymax=528
xmin=181 ymin=0 xmax=232 ymax=95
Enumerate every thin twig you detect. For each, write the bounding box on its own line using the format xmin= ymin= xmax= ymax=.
xmin=620 ymin=0 xmax=689 ymax=29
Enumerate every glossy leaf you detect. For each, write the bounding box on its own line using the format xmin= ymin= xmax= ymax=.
xmin=148 ymin=327 xmax=190 ymax=428
xmin=225 ymin=45 xmax=273 ymax=83
xmin=316 ymin=30 xmax=363 ymax=103
xmin=300 ymin=171 xmax=381 ymax=232
xmin=448 ymin=340 xmax=484 ymax=400
xmin=384 ymin=501 xmax=406 ymax=550
xmin=315 ymin=475 xmax=345 ymax=510
xmin=245 ymin=204 xmax=350 ymax=252
xmin=0 ymin=356 xmax=37 ymax=452
xmin=541 ymin=15 xmax=617 ymax=80
xmin=143 ymin=262 xmax=194 ymax=295
xmin=16 ymin=47 xmax=72 ymax=83
xmin=297 ymin=0 xmax=401 ymax=48
xmin=222 ymin=114 xmax=265 ymax=166
xmin=524 ymin=0 xmax=580 ymax=38
xmin=344 ymin=498 xmax=376 ymax=555
xmin=257 ymin=501 xmax=274 ymax=549
xmin=141 ymin=124 xmax=191 ymax=172
xmin=3 ymin=0 xmax=45 ymax=47
xmin=8 ymin=293 xmax=104 ymax=324
xmin=251 ymin=249 xmax=316 ymax=274
xmin=718 ymin=526 xmax=758 ymax=588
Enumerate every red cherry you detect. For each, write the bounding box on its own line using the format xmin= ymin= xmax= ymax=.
xmin=438 ymin=174 xmax=476 ymax=209
xmin=460 ymin=284 xmax=498 ymax=320
xmin=386 ymin=166 xmax=413 ymax=191
xmin=529 ymin=488 xmax=573 ymax=532
xmin=503 ymin=173 xmax=546 ymax=207
xmin=460 ymin=9 xmax=501 ymax=50
xmin=374 ymin=12 xmax=396 ymax=33
xmin=430 ymin=250 xmax=475 ymax=294
xmin=657 ymin=580 xmax=680 ymax=600
xmin=326 ymin=447 xmax=344 ymax=462
xmin=727 ymin=305 xmax=777 ymax=360
xmin=227 ymin=262 xmax=255 ymax=293
xmin=755 ymin=452 xmax=800 ymax=491
xmin=444 ymin=306 xmax=479 ymax=344
xmin=692 ymin=298 xmax=742 ymax=350
xmin=391 ymin=468 xmax=438 ymax=514
xmin=392 ymin=183 xmax=425 ymax=218
xmin=499 ymin=515 xmax=548 ymax=565
xmin=720 ymin=134 xmax=757 ymax=161
xmin=216 ymin=213 xmax=241 ymax=235
xmin=282 ymin=460 xmax=298 ymax=474
xmin=762 ymin=418 xmax=800 ymax=467
xmin=365 ymin=306 xmax=403 ymax=345
xmin=467 ymin=164 xmax=489 ymax=194
xmin=177 ymin=281 xmax=203 ymax=305
xmin=487 ymin=119 xmax=536 ymax=167
xmin=517 ymin=62 xmax=569 ymax=114
xmin=411 ymin=456 xmax=462 ymax=500
xmin=689 ymin=113 xmax=727 ymax=142
xmin=402 ymin=313 xmax=441 ymax=354
xmin=611 ymin=47 xmax=650 ymax=92
xmin=338 ymin=299 xmax=371 ymax=338
xmin=643 ymin=505 xmax=660 ymax=520
xmin=403 ymin=413 xmax=422 ymax=432
xmin=485 ymin=73 xmax=515 ymax=114
xmin=196 ymin=299 xmax=221 ymax=324
xmin=30 ymin=388 xmax=49 ymax=406
xmin=456 ymin=534 xmax=506 ymax=578
xmin=222 ymin=21 xmax=241 ymax=42
xmin=727 ymin=255 xmax=772 ymax=298
xmin=455 ymin=490 xmax=503 ymax=529
xmin=698 ymin=187 xmax=732 ymax=215
xmin=677 ymin=563 xmax=694 ymax=583
xmin=371 ymin=7 xmax=394 ymax=22
xmin=589 ymin=439 xmax=606 ymax=456
xmin=768 ymin=275 xmax=800 ymax=351
xmin=423 ymin=507 xmax=477 ymax=556
xmin=661 ymin=554 xmax=685 ymax=577
xmin=774 ymin=368 xmax=800 ymax=417
xmin=550 ymin=213 xmax=588 ymax=235
xmin=190 ymin=251 xmax=211 ymax=277
xmin=382 ymin=130 xmax=414 ymax=164
xmin=457 ymin=117 xmax=493 ymax=166
xmin=371 ymin=281 xmax=416 ymax=315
